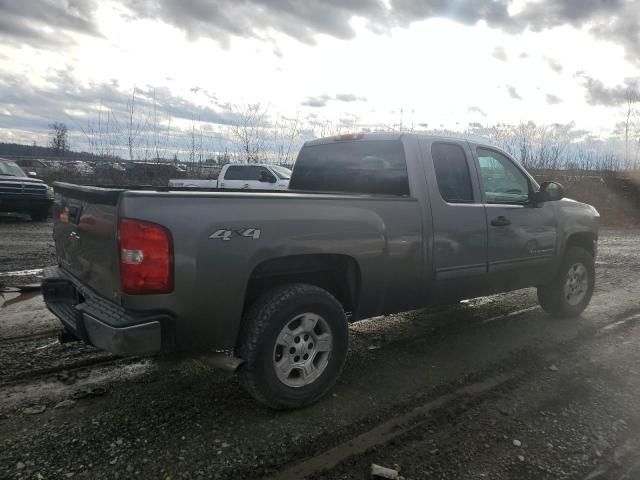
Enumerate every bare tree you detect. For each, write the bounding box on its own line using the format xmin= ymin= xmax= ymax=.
xmin=120 ymin=87 xmax=149 ymax=162
xmin=621 ymin=87 xmax=639 ymax=169
xmin=228 ymin=103 xmax=269 ymax=163
xmin=273 ymin=113 xmax=302 ymax=164
xmin=514 ymin=121 xmax=537 ymax=169
xmin=50 ymin=122 xmax=70 ymax=154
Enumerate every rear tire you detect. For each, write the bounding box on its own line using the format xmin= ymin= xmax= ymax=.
xmin=537 ymin=246 xmax=595 ymax=318
xmin=236 ymin=283 xmax=348 ymax=409
xmin=30 ymin=207 xmax=49 ymax=221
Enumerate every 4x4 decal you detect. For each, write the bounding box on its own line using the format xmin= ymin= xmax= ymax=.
xmin=209 ymin=228 xmax=261 ymax=241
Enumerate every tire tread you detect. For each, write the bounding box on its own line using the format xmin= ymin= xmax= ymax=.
xmin=538 ymin=246 xmax=595 ymax=318
xmin=236 ymin=283 xmax=346 ymax=409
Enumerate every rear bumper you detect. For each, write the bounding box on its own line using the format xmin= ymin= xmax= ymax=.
xmin=42 ymin=266 xmax=174 ymax=356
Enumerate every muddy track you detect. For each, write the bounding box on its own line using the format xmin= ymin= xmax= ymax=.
xmin=0 ymin=354 xmax=133 ymax=386
xmin=222 ymin=309 xmax=640 ymax=480
xmin=302 ymin=322 xmax=640 ymax=480
xmin=243 ymin=310 xmax=640 ymax=479
xmin=0 ymin=328 xmax=60 ymax=345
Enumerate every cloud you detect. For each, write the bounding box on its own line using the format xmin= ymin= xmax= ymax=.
xmin=545 ymin=58 xmax=563 ymax=73
xmin=468 ymin=106 xmax=487 ymax=116
xmin=389 ymin=0 xmax=511 ymax=29
xmin=0 ymin=69 xmax=239 ymax=140
xmin=301 ymin=95 xmax=331 ymax=108
xmin=335 ymin=93 xmax=365 ymax=102
xmin=516 ymin=0 xmax=640 ymax=65
xmin=125 ymin=0 xmax=389 ymax=46
xmin=390 ymin=0 xmax=640 ymax=66
xmin=546 ymin=94 xmax=562 ymax=105
xmin=1 ymin=1 xmax=638 ymax=68
xmin=506 ymin=85 xmax=522 ymax=100
xmin=0 ymin=0 xmax=100 ymax=47
xmin=301 ymin=93 xmax=366 ymax=107
xmin=492 ymin=46 xmax=507 ymax=62
xmin=583 ymin=76 xmax=640 ymax=106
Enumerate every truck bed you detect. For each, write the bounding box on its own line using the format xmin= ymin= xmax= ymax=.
xmin=50 ymin=181 xmax=423 ymax=350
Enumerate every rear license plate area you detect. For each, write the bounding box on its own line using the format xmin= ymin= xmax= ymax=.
xmin=42 ymin=279 xmax=82 ymax=305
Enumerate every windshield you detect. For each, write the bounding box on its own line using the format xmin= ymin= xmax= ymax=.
xmin=271 ymin=165 xmax=292 ymax=180
xmin=0 ymin=161 xmax=26 ymax=177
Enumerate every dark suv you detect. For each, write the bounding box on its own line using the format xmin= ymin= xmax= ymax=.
xmin=0 ymin=157 xmax=53 ymax=220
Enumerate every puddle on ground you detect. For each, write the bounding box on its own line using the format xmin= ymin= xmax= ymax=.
xmin=0 ymin=287 xmax=42 ymax=309
xmin=0 ymin=359 xmax=155 ymax=411
xmin=598 ymin=313 xmax=640 ymax=334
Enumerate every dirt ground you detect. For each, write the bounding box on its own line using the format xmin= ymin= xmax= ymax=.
xmin=1 ymin=217 xmax=640 ymax=479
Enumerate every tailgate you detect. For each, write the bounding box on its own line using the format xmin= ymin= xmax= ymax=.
xmin=52 ymin=182 xmax=123 ymax=302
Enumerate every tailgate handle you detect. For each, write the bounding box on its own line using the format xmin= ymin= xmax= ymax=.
xmin=67 ymin=206 xmax=81 ymax=224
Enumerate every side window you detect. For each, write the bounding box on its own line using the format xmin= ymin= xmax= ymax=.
xmin=258 ymin=167 xmax=275 ymax=181
xmin=477 ymin=148 xmax=530 ymax=204
xmin=245 ymin=166 xmax=260 ymax=181
xmin=431 ymin=142 xmax=474 ymax=203
xmin=224 ymin=165 xmax=245 ymax=180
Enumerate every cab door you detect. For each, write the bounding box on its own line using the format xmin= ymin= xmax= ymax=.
xmin=472 ymin=146 xmax=558 ymax=289
xmin=420 ymin=139 xmax=488 ymax=301
xmin=253 ymin=166 xmax=279 ymax=190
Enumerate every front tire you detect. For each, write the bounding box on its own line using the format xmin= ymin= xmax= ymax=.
xmin=236 ymin=283 xmax=348 ymax=409
xmin=537 ymin=246 xmax=595 ymax=318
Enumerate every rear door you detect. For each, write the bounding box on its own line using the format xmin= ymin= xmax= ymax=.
xmin=420 ymin=139 xmax=488 ymax=300
xmin=472 ymin=146 xmax=557 ymax=288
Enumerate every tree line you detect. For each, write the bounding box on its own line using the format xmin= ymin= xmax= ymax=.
xmin=37 ymin=86 xmax=640 ymax=172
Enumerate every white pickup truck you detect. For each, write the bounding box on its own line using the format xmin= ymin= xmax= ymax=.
xmin=169 ymin=163 xmax=291 ymax=190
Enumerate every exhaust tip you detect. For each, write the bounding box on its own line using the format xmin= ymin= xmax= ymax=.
xmin=193 ymin=352 xmax=245 ymax=373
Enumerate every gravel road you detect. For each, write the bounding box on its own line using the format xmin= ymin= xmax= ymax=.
xmin=1 ymin=220 xmax=640 ymax=479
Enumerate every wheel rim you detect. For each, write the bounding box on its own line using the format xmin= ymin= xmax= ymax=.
xmin=563 ymin=262 xmax=589 ymax=306
xmin=272 ymin=312 xmax=333 ymax=388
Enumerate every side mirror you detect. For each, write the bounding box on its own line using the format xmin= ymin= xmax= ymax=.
xmin=28 ymin=171 xmax=37 ymax=177
xmin=535 ymin=181 xmax=565 ymax=203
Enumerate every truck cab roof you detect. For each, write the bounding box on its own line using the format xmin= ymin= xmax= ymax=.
xmin=303 ymin=132 xmax=499 ymax=151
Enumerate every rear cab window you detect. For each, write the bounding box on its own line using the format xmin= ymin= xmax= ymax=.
xmin=289 ymin=139 xmax=409 ymax=196
xmin=431 ymin=142 xmax=474 ymax=203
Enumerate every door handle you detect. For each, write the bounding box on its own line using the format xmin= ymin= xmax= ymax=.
xmin=244 ymin=183 xmax=249 ymax=188
xmin=491 ymin=216 xmax=511 ymax=227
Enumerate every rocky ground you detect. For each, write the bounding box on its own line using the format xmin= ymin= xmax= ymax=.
xmin=1 ymin=217 xmax=640 ymax=479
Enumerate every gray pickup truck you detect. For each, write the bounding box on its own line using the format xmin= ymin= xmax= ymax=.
xmin=43 ymin=133 xmax=599 ymax=408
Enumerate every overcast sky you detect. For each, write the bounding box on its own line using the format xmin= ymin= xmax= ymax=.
xmin=0 ymin=0 xmax=638 ymax=149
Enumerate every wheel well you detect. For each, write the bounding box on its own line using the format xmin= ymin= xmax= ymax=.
xmin=244 ymin=254 xmax=361 ymax=317
xmin=566 ymin=232 xmax=597 ymax=258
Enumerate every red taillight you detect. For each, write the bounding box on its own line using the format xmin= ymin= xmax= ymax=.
xmin=118 ymin=218 xmax=173 ymax=294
